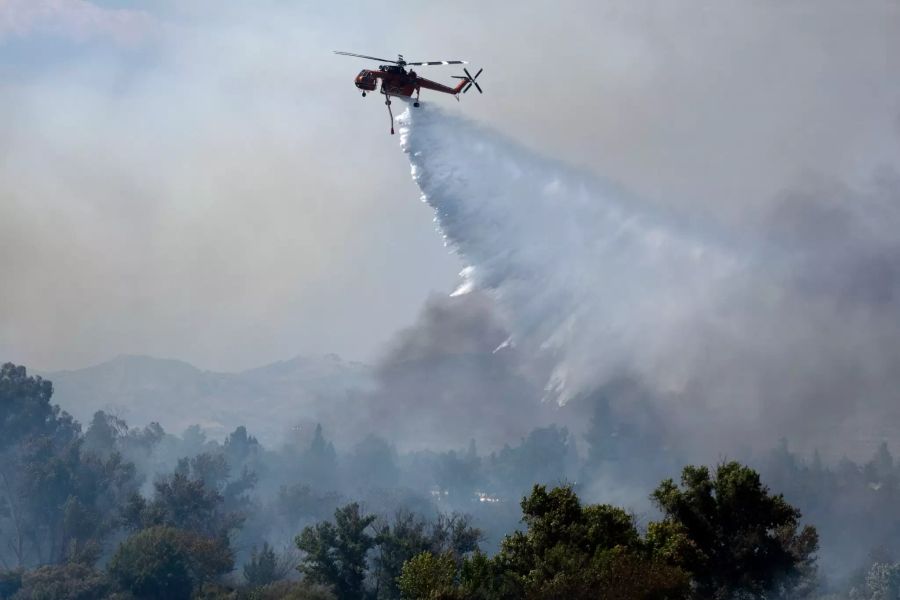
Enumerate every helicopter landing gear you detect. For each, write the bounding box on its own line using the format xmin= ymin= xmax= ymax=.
xmin=362 ymin=91 xmax=366 ymax=97
xmin=413 ymin=101 xmax=420 ymax=107
xmin=414 ymin=88 xmax=421 ymax=107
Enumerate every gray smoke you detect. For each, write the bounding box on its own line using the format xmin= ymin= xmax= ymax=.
xmin=363 ymin=292 xmax=564 ymax=452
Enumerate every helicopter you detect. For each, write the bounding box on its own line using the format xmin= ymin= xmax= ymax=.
xmin=335 ymin=51 xmax=483 ymax=134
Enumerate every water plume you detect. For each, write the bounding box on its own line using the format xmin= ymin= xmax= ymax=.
xmin=398 ymin=104 xmax=735 ymax=406
xmin=397 ymin=104 xmax=900 ymax=459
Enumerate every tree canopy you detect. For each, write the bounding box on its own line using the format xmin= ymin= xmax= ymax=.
xmin=649 ymin=461 xmax=819 ymax=599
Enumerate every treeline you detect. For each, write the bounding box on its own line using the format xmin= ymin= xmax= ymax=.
xmin=2 ymin=362 xmax=900 ymax=599
xmin=304 ymin=464 xmax=816 ymax=600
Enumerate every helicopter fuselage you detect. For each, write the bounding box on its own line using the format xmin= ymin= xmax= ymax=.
xmin=354 ymin=65 xmax=464 ymax=98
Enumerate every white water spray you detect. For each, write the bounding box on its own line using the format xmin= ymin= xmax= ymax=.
xmin=398 ymin=105 xmax=737 ymax=405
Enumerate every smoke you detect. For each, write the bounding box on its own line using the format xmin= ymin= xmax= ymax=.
xmin=398 ymin=104 xmax=900 ymax=460
xmin=363 ymin=292 xmax=562 ymax=452
xmin=0 ymin=0 xmax=156 ymax=45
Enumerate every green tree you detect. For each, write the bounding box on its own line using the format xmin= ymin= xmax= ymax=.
xmin=649 ymin=461 xmax=819 ymax=599
xmin=107 ymin=525 xmax=233 ymax=600
xmin=484 ymin=484 xmax=686 ymax=599
xmin=374 ymin=512 xmax=432 ymax=599
xmin=373 ymin=511 xmax=481 ymax=599
xmin=0 ymin=364 xmax=61 ymax=449
xmin=397 ymin=551 xmax=458 ymax=600
xmin=296 ymin=503 xmax=376 ymax=600
xmin=398 ymin=485 xmax=688 ymax=600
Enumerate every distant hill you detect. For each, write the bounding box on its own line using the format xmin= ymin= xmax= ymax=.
xmin=43 ymin=354 xmax=375 ymax=444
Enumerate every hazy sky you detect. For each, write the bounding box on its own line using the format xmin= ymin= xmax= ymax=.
xmin=1 ymin=0 xmax=898 ymax=371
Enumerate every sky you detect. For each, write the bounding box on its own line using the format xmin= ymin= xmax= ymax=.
xmin=1 ymin=0 xmax=899 ymax=372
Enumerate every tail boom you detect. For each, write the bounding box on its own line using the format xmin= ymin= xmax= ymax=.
xmin=416 ymin=76 xmax=466 ymax=96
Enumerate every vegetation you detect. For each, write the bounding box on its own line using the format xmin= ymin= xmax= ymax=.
xmin=397 ymin=484 xmax=689 ymax=599
xmin=5 ymin=361 xmax=899 ymax=600
xmin=649 ymin=462 xmax=819 ymax=599
xmin=295 ymin=503 xmax=376 ymax=600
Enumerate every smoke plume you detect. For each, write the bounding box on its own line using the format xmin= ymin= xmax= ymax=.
xmin=398 ymin=104 xmax=900 ymax=460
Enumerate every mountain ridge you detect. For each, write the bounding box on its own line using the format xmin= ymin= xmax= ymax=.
xmin=41 ymin=353 xmax=375 ymax=444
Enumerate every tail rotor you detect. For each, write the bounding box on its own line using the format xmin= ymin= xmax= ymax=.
xmin=452 ymin=67 xmax=484 ymax=94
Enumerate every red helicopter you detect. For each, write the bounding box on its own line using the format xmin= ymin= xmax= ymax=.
xmin=335 ymin=51 xmax=483 ymax=134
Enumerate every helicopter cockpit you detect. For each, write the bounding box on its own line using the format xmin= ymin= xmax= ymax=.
xmin=354 ymin=70 xmax=377 ymax=91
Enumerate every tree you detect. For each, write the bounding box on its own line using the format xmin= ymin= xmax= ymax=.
xmin=397 ymin=551 xmax=458 ymax=600
xmin=82 ymin=411 xmax=128 ymax=458
xmin=346 ymin=435 xmax=400 ymax=491
xmin=300 ymin=425 xmax=339 ymax=490
xmin=277 ymin=483 xmax=343 ymax=526
xmin=0 ymin=364 xmax=137 ymax=567
xmin=224 ymin=426 xmax=260 ymax=467
xmin=0 ymin=364 xmax=61 ymax=449
xmin=485 ymin=484 xmax=686 ymax=599
xmin=373 ymin=511 xmax=432 ymax=599
xmin=373 ymin=511 xmax=481 ymax=600
xmin=123 ymin=457 xmax=246 ymax=539
xmin=398 ymin=485 xmax=688 ymax=600
xmin=107 ymin=526 xmax=232 ymax=600
xmin=649 ymin=461 xmax=819 ymax=599
xmin=435 ymin=448 xmax=481 ymax=502
xmin=429 ymin=514 xmax=481 ymax=561
xmin=580 ymin=380 xmax=675 ymax=489
xmin=243 ymin=542 xmax=279 ymax=588
xmin=296 ymin=503 xmax=377 ymax=600
xmin=488 ymin=426 xmax=574 ymax=496
xmin=0 ymin=364 xmax=78 ymax=566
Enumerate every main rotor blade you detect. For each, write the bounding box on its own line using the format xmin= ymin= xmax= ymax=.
xmin=334 ymin=51 xmax=400 ymax=64
xmin=406 ymin=60 xmax=468 ymax=66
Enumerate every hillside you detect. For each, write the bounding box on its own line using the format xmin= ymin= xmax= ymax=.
xmin=44 ymin=354 xmax=375 ymax=443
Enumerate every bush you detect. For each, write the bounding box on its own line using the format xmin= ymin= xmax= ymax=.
xmin=12 ymin=563 xmax=111 ymax=600
xmin=242 ymin=580 xmax=335 ymax=600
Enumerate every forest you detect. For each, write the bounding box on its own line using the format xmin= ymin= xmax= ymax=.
xmin=2 ymin=361 xmax=900 ymax=600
